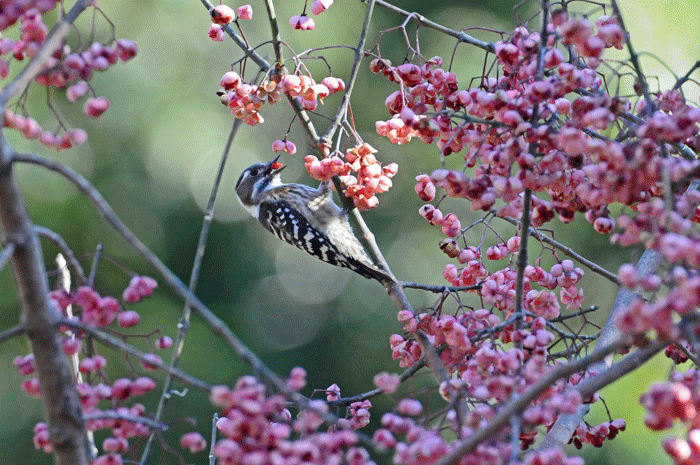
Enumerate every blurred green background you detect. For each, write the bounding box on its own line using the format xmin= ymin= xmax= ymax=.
xmin=0 ymin=0 xmax=698 ymax=463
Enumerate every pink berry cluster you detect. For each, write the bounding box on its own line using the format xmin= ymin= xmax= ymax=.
xmin=122 ymin=275 xmax=158 ymax=304
xmin=24 ymin=355 xmax=161 ymax=463
xmin=639 ymin=370 xmax=700 ymax=465
xmin=289 ymin=0 xmax=333 ymax=31
xmin=304 ymin=143 xmax=398 ymax=210
xmin=17 ymin=274 xmax=173 ymax=462
xmin=49 ymin=276 xmax=155 ymax=328
xmin=210 ymin=372 xmax=375 ymax=465
xmin=385 ymin=15 xmax=700 ymax=454
xmin=375 ymin=14 xmax=699 ymax=243
xmin=437 ymin=222 xmax=585 ymax=316
xmin=374 ymin=392 xmax=584 ymax=465
xmin=208 ymin=4 xmax=252 ymax=41
xmin=217 ymin=71 xmax=345 ymax=126
xmin=615 ymin=261 xmax=699 ymax=339
xmin=0 ymin=0 xmax=58 ymax=30
xmin=0 ymin=2 xmax=137 ymax=149
xmin=567 ymin=419 xmax=626 ymax=449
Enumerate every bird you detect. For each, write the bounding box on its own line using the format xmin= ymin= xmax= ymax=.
xmin=235 ymin=156 xmax=394 ymax=283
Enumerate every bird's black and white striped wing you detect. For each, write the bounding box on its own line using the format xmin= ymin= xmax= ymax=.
xmin=257 ymin=199 xmax=390 ymax=282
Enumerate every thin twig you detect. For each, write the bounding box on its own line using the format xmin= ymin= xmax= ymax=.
xmin=401 ymin=282 xmax=481 ymax=293
xmin=139 ymin=116 xmax=245 ymax=465
xmin=83 ymin=411 xmax=169 ymax=431
xmin=59 ymin=318 xmax=211 ymax=391
xmin=363 ymin=0 xmax=494 ymax=54
xmin=0 ymin=241 xmax=16 ymax=272
xmin=320 ymin=0 xmax=375 ymax=149
xmin=610 ymin=0 xmax=653 ymax=115
xmin=328 ymin=360 xmax=425 ymax=407
xmin=513 ymin=189 xmax=532 ymax=327
xmin=35 ymin=225 xmax=87 ymax=285
xmin=262 ymin=0 xmax=283 ymax=65
xmin=0 ymin=323 xmax=24 ymax=344
xmin=497 ymin=215 xmax=620 ymax=285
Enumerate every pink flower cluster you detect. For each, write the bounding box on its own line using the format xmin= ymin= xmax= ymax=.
xmin=210 ymin=373 xmax=374 ymax=465
xmin=304 ymin=143 xmax=397 ymax=210
xmin=616 ymin=265 xmax=700 ymax=338
xmin=217 ymin=71 xmax=344 ymax=126
xmin=47 ymin=277 xmax=155 ymax=328
xmin=568 ymin=419 xmax=626 ymax=449
xmin=23 ymin=276 xmax=170 ymax=463
xmin=376 ymin=16 xmax=699 ymax=250
xmin=0 ymin=4 xmax=136 ymax=147
xmin=638 ymin=370 xmax=700 ymax=465
xmin=374 ymin=394 xmax=584 ymax=464
xmin=288 ymin=0 xmax=333 ymax=31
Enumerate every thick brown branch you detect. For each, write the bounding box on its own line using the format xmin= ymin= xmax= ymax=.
xmin=0 ymin=152 xmax=88 ymax=464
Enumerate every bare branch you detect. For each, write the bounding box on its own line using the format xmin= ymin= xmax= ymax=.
xmin=0 ymin=149 xmax=88 ymax=463
xmin=0 ymin=240 xmax=15 ymax=272
xmin=83 ymin=411 xmax=169 ymax=432
xmin=0 ymin=323 xmax=24 ymax=344
xmin=538 ymin=249 xmax=663 ymax=450
xmin=364 ymin=0 xmax=494 ymax=54
xmin=59 ymin=318 xmax=211 ymax=391
xmin=497 ymin=215 xmax=620 ymax=285
xmin=401 ymin=282 xmax=481 ymax=293
xmin=320 ymin=0 xmax=376 ymax=148
xmin=35 ymin=225 xmax=87 ymax=285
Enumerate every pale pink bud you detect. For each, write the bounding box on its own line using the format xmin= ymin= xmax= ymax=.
xmin=156 ymin=335 xmax=173 ymax=349
xmin=209 ymin=24 xmax=224 ymax=42
xmin=181 ymin=432 xmax=207 ymax=453
xmin=67 ymin=81 xmax=88 ymax=102
xmin=212 ymin=5 xmax=235 ymax=25
xmin=236 ymin=4 xmax=252 ymax=20
xmin=290 ymin=14 xmax=315 ymax=30
xmin=311 ymin=0 xmax=333 ymax=15
xmin=118 ymin=310 xmax=140 ymax=328
xmin=84 ymin=96 xmax=109 ymax=117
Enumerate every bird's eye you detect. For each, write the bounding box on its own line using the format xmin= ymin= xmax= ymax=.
xmin=249 ymin=168 xmax=258 ymax=176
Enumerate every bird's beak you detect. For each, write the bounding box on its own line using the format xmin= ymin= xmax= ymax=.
xmin=267 ymin=155 xmax=285 ymax=176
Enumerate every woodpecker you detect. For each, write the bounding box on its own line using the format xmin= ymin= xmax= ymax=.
xmin=235 ymin=157 xmax=393 ymax=283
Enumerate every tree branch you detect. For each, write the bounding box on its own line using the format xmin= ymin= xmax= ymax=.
xmin=58 ymin=318 xmax=211 ymax=391
xmin=34 ymin=225 xmax=87 ymax=285
xmin=537 ymin=249 xmax=662 ymax=450
xmin=363 ymin=0 xmax=494 ymax=54
xmin=0 ymin=149 xmax=88 ymax=464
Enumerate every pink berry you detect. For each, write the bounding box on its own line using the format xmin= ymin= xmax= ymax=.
xmin=84 ymin=96 xmax=109 ymax=117
xmin=289 ymin=14 xmax=315 ymax=30
xmin=117 ymin=310 xmax=140 ymax=328
xmin=211 ymin=5 xmax=235 ymax=25
xmin=236 ymin=4 xmax=252 ymax=20
xmin=311 ymin=0 xmax=333 ymax=15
